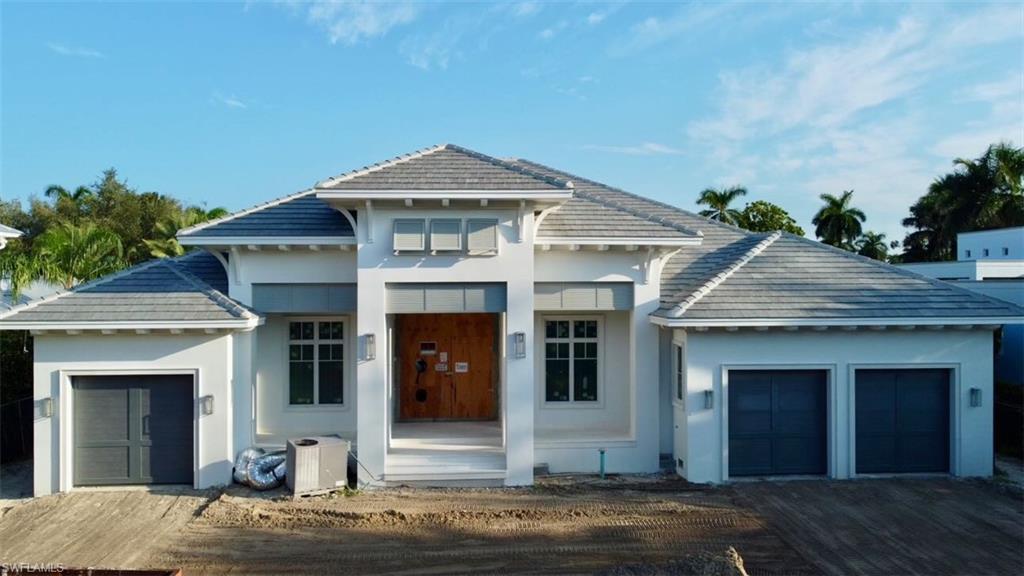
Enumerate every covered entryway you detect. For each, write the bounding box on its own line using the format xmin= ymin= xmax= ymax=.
xmin=855 ymin=368 xmax=950 ymax=474
xmin=728 ymin=370 xmax=827 ymax=477
xmin=73 ymin=375 xmax=193 ymax=486
xmin=396 ymin=313 xmax=498 ymax=421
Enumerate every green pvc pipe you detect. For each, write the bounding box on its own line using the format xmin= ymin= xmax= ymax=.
xmin=599 ymin=448 xmax=606 ymax=479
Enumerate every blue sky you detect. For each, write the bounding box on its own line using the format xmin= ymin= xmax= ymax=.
xmin=2 ymin=1 xmax=1022 ymax=243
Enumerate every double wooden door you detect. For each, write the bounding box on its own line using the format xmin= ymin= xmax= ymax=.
xmin=397 ymin=314 xmax=496 ymax=420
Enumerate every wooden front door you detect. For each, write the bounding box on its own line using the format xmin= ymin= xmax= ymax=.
xmin=398 ymin=314 xmax=496 ymax=421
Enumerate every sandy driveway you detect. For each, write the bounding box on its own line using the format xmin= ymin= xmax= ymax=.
xmin=1 ymin=476 xmax=1020 ymax=575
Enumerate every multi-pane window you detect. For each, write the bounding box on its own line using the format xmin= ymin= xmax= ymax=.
xmin=288 ymin=320 xmax=344 ymax=405
xmin=675 ymin=344 xmax=685 ymax=402
xmin=544 ymin=319 xmax=599 ymax=403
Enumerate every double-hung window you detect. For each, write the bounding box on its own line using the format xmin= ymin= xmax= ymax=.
xmin=544 ymin=318 xmax=599 ymax=403
xmin=288 ymin=320 xmax=345 ymax=405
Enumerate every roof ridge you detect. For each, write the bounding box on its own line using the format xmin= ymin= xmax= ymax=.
xmin=0 ymin=258 xmax=169 ymax=320
xmin=316 ymin=143 xmax=573 ymax=190
xmin=164 ymin=256 xmax=256 ymax=320
xmin=778 ymin=232 xmax=1024 ymax=315
xmin=177 ymin=188 xmax=315 ymax=237
xmin=669 ymin=232 xmax=781 ymax=317
xmin=315 ymin=143 xmax=448 ymax=188
xmin=439 ymin=144 xmax=573 ymax=190
xmin=511 ymin=158 xmax=748 ymax=237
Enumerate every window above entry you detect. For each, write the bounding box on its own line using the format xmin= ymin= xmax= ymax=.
xmin=392 ymin=218 xmax=499 ymax=256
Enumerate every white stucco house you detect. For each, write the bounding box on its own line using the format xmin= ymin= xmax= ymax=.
xmin=900 ymin=227 xmax=1024 ymax=385
xmin=3 ymin=144 xmax=1022 ymax=496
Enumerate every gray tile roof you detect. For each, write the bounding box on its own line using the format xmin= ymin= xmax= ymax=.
xmin=317 ymin=144 xmax=570 ymax=191
xmin=0 ymin=224 xmax=22 ymax=237
xmin=0 ymin=251 xmax=256 ymax=326
xmin=181 ymin=193 xmax=354 ymax=238
xmin=512 ymin=159 xmax=1024 ymax=323
xmin=535 ymin=196 xmax=696 ymax=239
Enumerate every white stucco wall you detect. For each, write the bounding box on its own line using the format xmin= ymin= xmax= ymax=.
xmin=678 ymin=328 xmax=995 ymax=484
xmin=32 ymin=333 xmax=235 ymax=496
xmin=254 ymin=315 xmax=357 ymax=444
xmin=227 ymin=250 xmax=357 ymax=306
xmin=355 ymin=207 xmax=537 ymax=485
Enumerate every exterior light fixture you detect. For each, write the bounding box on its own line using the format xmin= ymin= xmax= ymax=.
xmin=514 ymin=332 xmax=526 ymax=359
xmin=969 ymin=387 xmax=982 ymax=407
xmin=199 ymin=395 xmax=215 ymax=416
xmin=34 ymin=397 xmax=53 ymax=419
xmin=365 ymin=333 xmax=376 ymax=361
xmin=703 ymin=390 xmax=714 ymax=410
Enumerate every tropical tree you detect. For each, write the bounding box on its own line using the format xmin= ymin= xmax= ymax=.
xmin=737 ymin=200 xmax=805 ymax=235
xmin=44 ymin=184 xmax=93 ymax=222
xmin=32 ymin=223 xmax=125 ymax=290
xmin=812 ymin=190 xmax=866 ymax=249
xmin=856 ymin=231 xmax=888 ymax=261
xmin=143 ymin=205 xmax=229 ymax=258
xmin=697 ymin=186 xmax=747 ymax=225
xmin=902 ymin=143 xmax=1024 ymax=262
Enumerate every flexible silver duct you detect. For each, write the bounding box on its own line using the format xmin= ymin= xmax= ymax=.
xmin=247 ymin=451 xmax=286 ymax=490
xmin=233 ymin=447 xmax=265 ymax=485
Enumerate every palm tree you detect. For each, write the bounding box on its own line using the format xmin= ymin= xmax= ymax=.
xmin=33 ymin=223 xmax=125 ymax=289
xmin=0 ymin=250 xmax=41 ymax=301
xmin=812 ymin=190 xmax=866 ymax=249
xmin=44 ymin=185 xmax=93 ymax=222
xmin=144 ymin=205 xmax=229 ymax=259
xmin=697 ymin=186 xmax=747 ymax=225
xmin=856 ymin=231 xmax=888 ymax=261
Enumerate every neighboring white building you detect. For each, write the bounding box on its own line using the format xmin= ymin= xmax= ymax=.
xmin=901 ymin=227 xmax=1024 ymax=385
xmin=2 ymin=144 xmax=1022 ymax=496
xmin=0 ymin=223 xmax=21 ymax=250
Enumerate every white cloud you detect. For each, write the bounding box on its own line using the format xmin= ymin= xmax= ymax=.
xmin=687 ymin=4 xmax=1024 ymax=243
xmin=211 ymin=92 xmax=248 ymax=109
xmin=293 ymin=1 xmax=419 ymax=45
xmin=47 ymin=42 xmax=103 ymax=58
xmin=512 ymin=2 xmax=540 ymax=18
xmin=583 ymin=142 xmax=685 ymax=156
xmin=586 ymin=12 xmax=606 ymax=25
xmin=400 ymin=31 xmax=458 ymax=71
xmin=608 ymin=3 xmax=734 ymax=56
xmin=538 ymin=21 xmax=567 ymax=41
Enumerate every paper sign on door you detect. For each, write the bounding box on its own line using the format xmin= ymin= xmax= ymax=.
xmin=439 ymin=352 xmax=448 ymax=362
xmin=454 ymin=362 xmax=469 ymax=373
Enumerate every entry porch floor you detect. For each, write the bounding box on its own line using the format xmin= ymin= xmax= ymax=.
xmin=386 ymin=421 xmax=505 ymax=483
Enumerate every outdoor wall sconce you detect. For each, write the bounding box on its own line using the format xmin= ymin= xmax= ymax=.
xmin=514 ymin=332 xmax=526 ymax=359
xmin=199 ymin=395 xmax=215 ymax=416
xmin=34 ymin=397 xmax=53 ymax=419
xmin=969 ymin=387 xmax=982 ymax=407
xmin=703 ymin=390 xmax=714 ymax=410
xmin=365 ymin=333 xmax=377 ymax=361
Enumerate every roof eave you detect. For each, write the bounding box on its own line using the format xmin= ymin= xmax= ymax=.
xmin=0 ymin=317 xmax=264 ymax=332
xmin=314 ymin=189 xmax=574 ymax=202
xmin=648 ymin=315 xmax=1024 ymax=328
xmin=178 ymin=235 xmax=357 ymax=246
xmin=536 ymin=236 xmax=702 ymax=247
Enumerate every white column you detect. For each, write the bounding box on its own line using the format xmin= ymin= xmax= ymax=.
xmin=504 ymin=268 xmax=535 ymax=485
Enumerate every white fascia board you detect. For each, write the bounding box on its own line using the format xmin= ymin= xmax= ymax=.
xmin=648 ymin=315 xmax=1024 ymax=328
xmin=178 ymin=236 xmax=356 ymax=246
xmin=536 ymin=237 xmax=702 ymax=247
xmin=0 ymin=317 xmax=264 ymax=332
xmin=315 ymin=190 xmax=573 ymax=201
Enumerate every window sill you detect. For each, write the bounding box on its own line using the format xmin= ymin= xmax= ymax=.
xmin=540 ymin=401 xmax=606 ymax=410
xmin=284 ymin=404 xmax=350 ymax=413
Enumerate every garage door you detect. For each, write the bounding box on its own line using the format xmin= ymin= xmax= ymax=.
xmin=73 ymin=375 xmax=194 ymax=486
xmin=856 ymin=369 xmax=949 ymax=474
xmin=728 ymin=370 xmax=827 ymax=477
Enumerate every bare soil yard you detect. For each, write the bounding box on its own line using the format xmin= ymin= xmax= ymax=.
xmin=1 ymin=475 xmax=1021 ymax=575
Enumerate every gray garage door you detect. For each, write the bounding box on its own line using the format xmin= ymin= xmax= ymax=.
xmin=73 ymin=375 xmax=194 ymax=486
xmin=728 ymin=370 xmax=827 ymax=477
xmin=856 ymin=369 xmax=950 ymax=474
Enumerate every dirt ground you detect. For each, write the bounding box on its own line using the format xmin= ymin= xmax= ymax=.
xmin=1 ymin=475 xmax=1022 ymax=575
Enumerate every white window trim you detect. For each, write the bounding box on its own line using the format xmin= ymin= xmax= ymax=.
xmin=673 ymin=341 xmax=686 ymax=407
xmin=393 ymin=218 xmax=426 ymax=253
xmin=429 ymin=218 xmax=463 ymax=253
xmin=466 ymin=218 xmax=500 ymax=256
xmin=541 ymin=315 xmax=605 ymax=407
xmin=286 ymin=317 xmax=348 ymax=408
